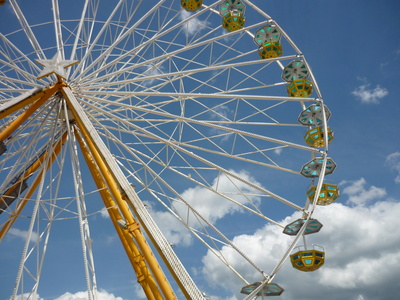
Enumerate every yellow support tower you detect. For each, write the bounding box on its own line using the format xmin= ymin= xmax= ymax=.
xmin=74 ymin=130 xmax=161 ymax=300
xmin=62 ymin=86 xmax=177 ymax=300
xmin=0 ymin=57 xmax=204 ymax=299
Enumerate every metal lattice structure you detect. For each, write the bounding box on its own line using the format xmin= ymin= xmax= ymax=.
xmin=0 ymin=1 xmax=336 ymax=299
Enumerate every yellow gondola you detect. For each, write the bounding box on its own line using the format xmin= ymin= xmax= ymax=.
xmin=307 ymin=183 xmax=340 ymax=205
xmin=290 ymin=245 xmax=325 ymax=272
xmin=181 ymin=0 xmax=202 ymax=12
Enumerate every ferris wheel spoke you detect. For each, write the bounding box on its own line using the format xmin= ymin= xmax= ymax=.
xmin=113 ymin=149 xmax=270 ymax=278
xmin=51 ymin=0 xmax=64 ymax=59
xmin=81 ymin=53 xmax=298 ymax=93
xmin=9 ymin=0 xmax=46 ymax=60
xmin=0 ymin=103 xmax=62 ymax=185
xmin=113 ymin=140 xmax=285 ymax=228
xmin=74 ymin=0 xmax=170 ymax=81
xmin=82 ymin=90 xmax=316 ymax=103
xmin=71 ymin=0 xmax=135 ymax=78
xmin=84 ymin=105 xmax=303 ymax=212
xmin=80 ymin=2 xmax=217 ymax=84
xmin=82 ymin=96 xmax=320 ymax=156
xmin=65 ymin=123 xmax=98 ymax=299
xmin=118 ymin=161 xmax=258 ymax=285
xmin=0 ymin=1 xmax=335 ymax=298
xmin=68 ymin=0 xmax=90 ymax=62
xmin=99 ymin=118 xmax=299 ymax=182
xmin=11 ymin=125 xmax=69 ymax=298
xmin=80 ymin=18 xmax=270 ymax=86
xmin=0 ymin=59 xmax=40 ymax=89
xmin=0 ymin=35 xmax=42 ymax=84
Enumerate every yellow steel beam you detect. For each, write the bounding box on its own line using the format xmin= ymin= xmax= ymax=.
xmin=0 ymin=131 xmax=68 ymax=240
xmin=0 ymin=84 xmax=62 ymax=141
xmin=74 ymin=128 xmax=159 ymax=300
xmin=62 ymin=86 xmax=176 ymax=300
xmin=121 ymin=193 xmax=194 ymax=300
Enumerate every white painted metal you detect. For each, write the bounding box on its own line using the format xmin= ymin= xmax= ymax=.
xmin=63 ymin=86 xmax=206 ymax=300
xmin=0 ymin=1 xmax=331 ymax=299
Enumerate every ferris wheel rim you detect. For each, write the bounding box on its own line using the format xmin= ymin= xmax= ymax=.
xmin=0 ymin=1 xmax=334 ymax=299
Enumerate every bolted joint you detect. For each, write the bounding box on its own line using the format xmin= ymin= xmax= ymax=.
xmin=134 ymin=253 xmax=145 ymax=264
xmin=126 ymin=221 xmax=140 ymax=233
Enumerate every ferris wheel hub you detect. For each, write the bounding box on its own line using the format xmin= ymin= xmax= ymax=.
xmin=35 ymin=53 xmax=79 ymax=81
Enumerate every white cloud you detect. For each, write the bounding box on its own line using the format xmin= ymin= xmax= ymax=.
xmin=341 ymin=177 xmax=386 ymax=205
xmin=100 ymin=207 xmax=110 ymax=218
xmin=148 ymin=170 xmax=262 ymax=247
xmin=351 ymin=83 xmax=388 ymax=104
xmin=209 ymin=105 xmax=234 ymax=142
xmin=176 ymin=170 xmax=262 ymax=226
xmin=179 ymin=10 xmax=209 ymax=36
xmin=148 ymin=208 xmax=193 ymax=247
xmin=8 ymin=228 xmax=40 ymax=243
xmin=386 ymin=152 xmax=400 ymax=184
xmin=141 ymin=64 xmax=163 ymax=86
xmin=54 ymin=290 xmax=124 ymax=300
xmin=132 ymin=283 xmax=146 ymax=300
xmin=10 ymin=293 xmax=44 ymax=300
xmin=199 ymin=179 xmax=400 ymax=300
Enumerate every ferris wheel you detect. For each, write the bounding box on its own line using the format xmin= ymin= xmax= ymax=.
xmin=0 ymin=0 xmax=338 ymax=299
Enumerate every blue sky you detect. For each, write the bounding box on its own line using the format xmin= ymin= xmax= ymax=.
xmin=0 ymin=1 xmax=400 ymax=300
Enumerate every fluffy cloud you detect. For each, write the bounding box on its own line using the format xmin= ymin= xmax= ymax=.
xmin=10 ymin=291 xmax=123 ymax=300
xmin=10 ymin=294 xmax=43 ymax=300
xmin=54 ymin=290 xmax=123 ymax=300
xmin=148 ymin=208 xmax=193 ymax=247
xmin=141 ymin=64 xmax=163 ymax=87
xmin=351 ymin=83 xmax=388 ymax=104
xmin=176 ymin=170 xmax=262 ymax=227
xmin=199 ymin=178 xmax=400 ymax=300
xmin=274 ymin=148 xmax=283 ymax=155
xmin=179 ymin=10 xmax=209 ymax=36
xmin=8 ymin=228 xmax=40 ymax=243
xmin=386 ymin=152 xmax=400 ymax=184
xmin=341 ymin=177 xmax=386 ymax=205
xmin=149 ymin=170 xmax=262 ymax=247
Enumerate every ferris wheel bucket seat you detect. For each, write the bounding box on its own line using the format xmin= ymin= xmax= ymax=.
xmin=181 ymin=0 xmax=202 ymax=12
xmin=307 ymin=183 xmax=340 ymax=205
xmin=290 ymin=245 xmax=325 ymax=272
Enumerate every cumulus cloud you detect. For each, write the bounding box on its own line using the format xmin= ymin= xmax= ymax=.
xmin=148 ymin=208 xmax=193 ymax=246
xmin=141 ymin=64 xmax=163 ymax=87
xmin=176 ymin=170 xmax=262 ymax=226
xmin=179 ymin=10 xmax=209 ymax=36
xmin=11 ymin=294 xmax=44 ymax=300
xmin=386 ymin=152 xmax=400 ymax=184
xmin=274 ymin=148 xmax=283 ymax=155
xmin=351 ymin=82 xmax=388 ymax=104
xmin=100 ymin=207 xmax=110 ymax=218
xmin=148 ymin=170 xmax=263 ymax=247
xmin=54 ymin=290 xmax=124 ymax=300
xmin=341 ymin=177 xmax=386 ymax=205
xmin=8 ymin=228 xmax=40 ymax=243
xmin=199 ymin=178 xmax=400 ymax=300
